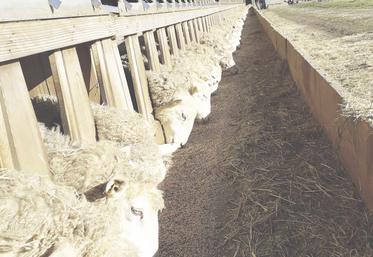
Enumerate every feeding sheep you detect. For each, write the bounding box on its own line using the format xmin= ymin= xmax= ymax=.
xmin=0 ymin=169 xmax=163 ymax=257
xmin=40 ymin=127 xmax=165 ymax=257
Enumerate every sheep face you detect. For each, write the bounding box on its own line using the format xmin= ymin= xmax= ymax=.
xmin=155 ymin=99 xmax=197 ymax=147
xmin=188 ymin=84 xmax=211 ymax=121
xmin=209 ymin=65 xmax=222 ymax=94
xmin=105 ymin=181 xmax=163 ymax=257
xmin=119 ymin=194 xmax=160 ymax=257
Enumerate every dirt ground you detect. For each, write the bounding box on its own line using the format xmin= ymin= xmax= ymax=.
xmin=261 ymin=5 xmax=373 ymax=126
xmin=158 ymin=10 xmax=373 ymax=257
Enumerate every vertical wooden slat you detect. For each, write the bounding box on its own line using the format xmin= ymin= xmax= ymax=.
xmin=203 ymin=17 xmax=209 ymax=32
xmin=207 ymin=16 xmax=212 ymax=29
xmin=143 ymin=30 xmax=161 ymax=72
xmin=91 ymin=38 xmax=133 ymax=110
xmin=175 ymin=23 xmax=186 ymax=50
xmin=187 ymin=20 xmax=196 ymax=42
xmin=198 ymin=18 xmax=204 ymax=33
xmin=193 ymin=19 xmax=200 ymax=43
xmin=167 ymin=25 xmax=179 ymax=57
xmin=76 ymin=43 xmax=101 ymax=104
xmin=0 ymin=60 xmax=49 ymax=174
xmin=49 ymin=47 xmax=96 ymax=145
xmin=124 ymin=35 xmax=153 ymax=119
xmin=156 ymin=28 xmax=172 ymax=66
xmin=182 ymin=21 xmax=191 ymax=45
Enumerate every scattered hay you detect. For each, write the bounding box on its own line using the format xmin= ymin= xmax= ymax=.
xmin=262 ymin=6 xmax=373 ymax=126
xmin=220 ymin=54 xmax=373 ymax=257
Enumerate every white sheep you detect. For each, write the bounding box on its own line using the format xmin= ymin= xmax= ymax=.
xmin=0 ymin=169 xmax=163 ymax=257
xmin=40 ymin=127 xmax=165 ymax=257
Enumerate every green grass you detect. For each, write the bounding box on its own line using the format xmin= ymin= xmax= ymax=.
xmin=295 ymin=0 xmax=373 ymax=8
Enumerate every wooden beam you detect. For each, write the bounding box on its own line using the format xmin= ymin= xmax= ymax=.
xmin=0 ymin=60 xmax=49 ymax=174
xmin=187 ymin=20 xmax=196 ymax=42
xmin=175 ymin=23 xmax=186 ymax=50
xmin=91 ymin=38 xmax=133 ymax=110
xmin=182 ymin=22 xmax=191 ymax=45
xmin=193 ymin=19 xmax=200 ymax=43
xmin=198 ymin=18 xmax=204 ymax=33
xmin=49 ymin=47 xmax=96 ymax=145
xmin=167 ymin=25 xmax=179 ymax=57
xmin=76 ymin=43 xmax=101 ymax=104
xmin=202 ymin=16 xmax=209 ymax=32
xmin=0 ymin=5 xmax=240 ymax=63
xmin=124 ymin=35 xmax=153 ymax=118
xmin=156 ymin=28 xmax=172 ymax=66
xmin=143 ymin=31 xmax=161 ymax=72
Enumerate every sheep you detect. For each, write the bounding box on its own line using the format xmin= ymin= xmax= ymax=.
xmin=146 ymin=72 xmax=199 ymax=146
xmin=0 ymin=169 xmax=163 ymax=257
xmin=39 ymin=126 xmax=165 ymax=257
xmin=32 ymin=96 xmax=166 ymax=257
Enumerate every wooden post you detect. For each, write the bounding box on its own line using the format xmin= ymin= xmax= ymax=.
xmin=143 ymin=30 xmax=161 ymax=72
xmin=0 ymin=60 xmax=49 ymax=174
xmin=193 ymin=19 xmax=200 ymax=43
xmin=91 ymin=38 xmax=133 ymax=110
xmin=187 ymin=20 xmax=196 ymax=42
xmin=203 ymin=17 xmax=209 ymax=32
xmin=198 ymin=17 xmax=204 ymax=33
xmin=182 ymin=22 xmax=191 ymax=45
xmin=124 ymin=35 xmax=153 ymax=119
xmin=49 ymin=47 xmax=96 ymax=146
xmin=175 ymin=23 xmax=186 ymax=50
xmin=167 ymin=25 xmax=179 ymax=57
xmin=156 ymin=28 xmax=172 ymax=66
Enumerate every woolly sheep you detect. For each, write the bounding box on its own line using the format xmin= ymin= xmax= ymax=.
xmin=0 ymin=169 xmax=163 ymax=257
xmin=40 ymin=128 xmax=165 ymax=257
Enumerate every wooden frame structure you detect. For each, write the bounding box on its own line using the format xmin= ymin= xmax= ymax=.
xmin=0 ymin=0 xmax=243 ymax=174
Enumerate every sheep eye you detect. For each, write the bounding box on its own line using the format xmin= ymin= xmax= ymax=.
xmin=131 ymin=207 xmax=144 ymax=220
xmin=181 ymin=112 xmax=187 ymax=121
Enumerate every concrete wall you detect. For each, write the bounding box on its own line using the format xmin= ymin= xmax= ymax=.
xmin=253 ymin=8 xmax=373 ymax=211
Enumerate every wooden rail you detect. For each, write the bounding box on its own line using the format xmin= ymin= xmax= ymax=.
xmin=0 ymin=2 xmax=243 ymax=175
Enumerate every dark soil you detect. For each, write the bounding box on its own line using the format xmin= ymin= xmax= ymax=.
xmin=158 ymin=10 xmax=373 ymax=257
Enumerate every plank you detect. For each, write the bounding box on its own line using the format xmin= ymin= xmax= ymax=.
xmin=124 ymin=35 xmax=153 ymax=118
xmin=0 ymin=0 xmax=106 ymax=22
xmin=187 ymin=20 xmax=196 ymax=42
xmin=198 ymin=17 xmax=204 ymax=33
xmin=49 ymin=47 xmax=96 ymax=145
xmin=167 ymin=25 xmax=179 ymax=56
xmin=143 ymin=31 xmax=161 ymax=72
xmin=91 ymin=38 xmax=133 ymax=110
xmin=0 ymin=60 xmax=49 ymax=174
xmin=182 ymin=22 xmax=191 ymax=45
xmin=193 ymin=19 xmax=201 ymax=43
xmin=0 ymin=5 xmax=240 ymax=62
xmin=76 ymin=43 xmax=101 ymax=104
xmin=156 ymin=28 xmax=172 ymax=66
xmin=175 ymin=23 xmax=186 ymax=50
xmin=202 ymin=16 xmax=209 ymax=32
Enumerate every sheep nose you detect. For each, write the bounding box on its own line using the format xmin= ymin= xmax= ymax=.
xmin=180 ymin=143 xmax=185 ymax=148
xmin=202 ymin=116 xmax=210 ymax=123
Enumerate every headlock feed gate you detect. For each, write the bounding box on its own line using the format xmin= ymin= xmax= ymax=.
xmin=0 ymin=0 xmax=244 ymax=175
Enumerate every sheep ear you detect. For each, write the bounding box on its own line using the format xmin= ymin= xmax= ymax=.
xmin=105 ymin=179 xmax=125 ymax=197
xmin=188 ymin=86 xmax=198 ymax=96
xmin=120 ymin=145 xmax=132 ymax=156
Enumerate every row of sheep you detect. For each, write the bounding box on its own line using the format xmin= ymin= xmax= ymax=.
xmin=147 ymin=10 xmax=246 ymax=149
xmin=0 ymin=7 xmax=247 ymax=257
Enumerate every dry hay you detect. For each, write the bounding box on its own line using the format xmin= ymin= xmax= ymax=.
xmin=219 ymin=61 xmax=373 ymax=257
xmin=261 ymin=7 xmax=373 ymax=126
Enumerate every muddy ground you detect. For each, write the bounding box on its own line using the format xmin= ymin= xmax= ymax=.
xmin=158 ymin=10 xmax=373 ymax=257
